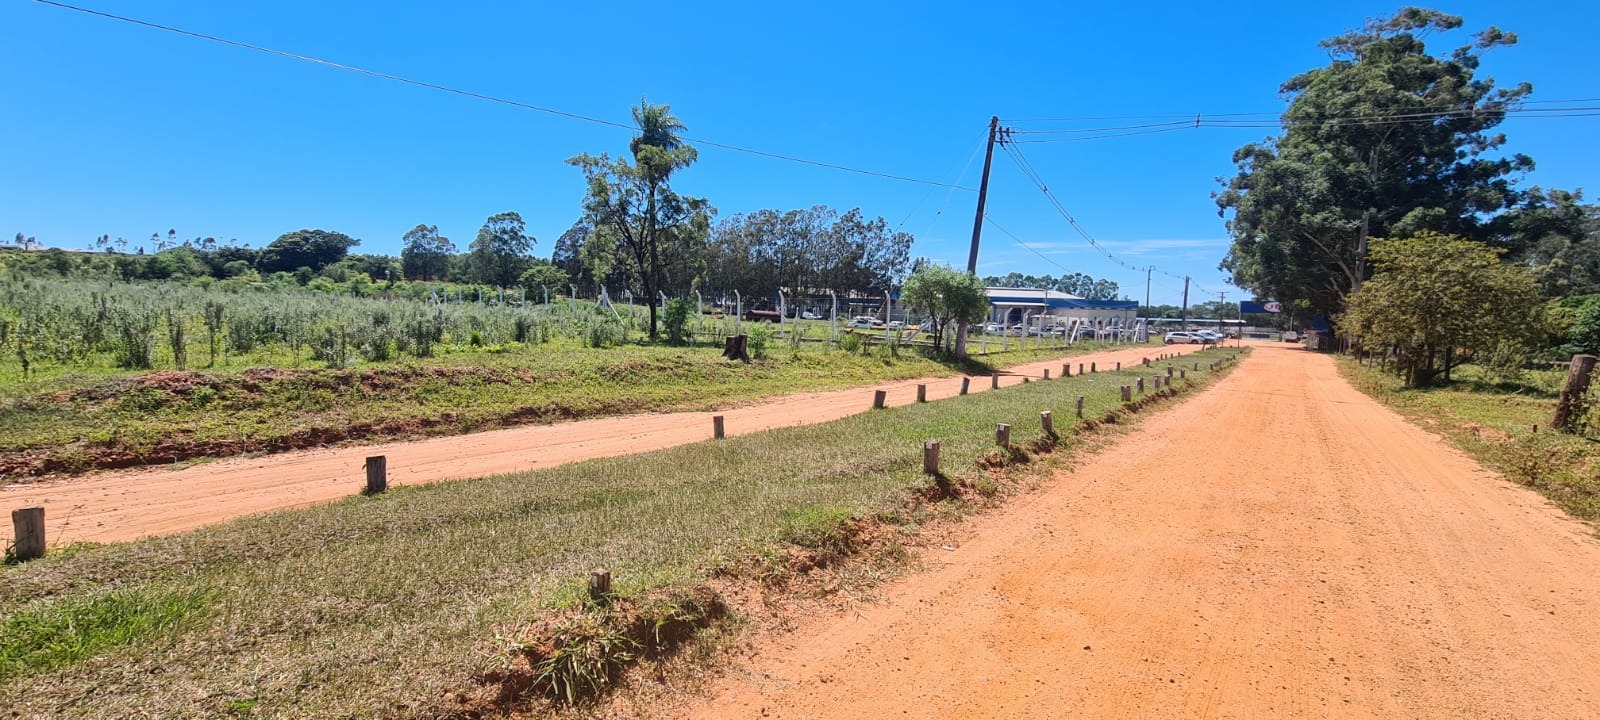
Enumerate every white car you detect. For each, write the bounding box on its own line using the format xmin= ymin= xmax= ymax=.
xmin=801 ymin=311 xmax=820 ymax=320
xmin=1194 ymin=331 xmax=1224 ymax=344
xmin=848 ymin=316 xmax=881 ymax=329
xmin=1164 ymin=331 xmax=1203 ymax=345
xmin=887 ymin=320 xmax=905 ymax=330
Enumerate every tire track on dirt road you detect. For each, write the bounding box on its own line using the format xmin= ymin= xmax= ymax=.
xmin=671 ymin=343 xmax=1600 ymax=720
xmin=2 ymin=343 xmax=1203 ymax=544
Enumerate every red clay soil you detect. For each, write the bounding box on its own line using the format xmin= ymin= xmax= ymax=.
xmin=670 ymin=343 xmax=1600 ymax=719
xmin=2 ymin=344 xmax=1202 ymax=545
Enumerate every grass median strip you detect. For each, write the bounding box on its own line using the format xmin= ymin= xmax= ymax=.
xmin=0 ymin=348 xmax=1243 ymax=719
xmin=0 ymin=339 xmax=1159 ymax=477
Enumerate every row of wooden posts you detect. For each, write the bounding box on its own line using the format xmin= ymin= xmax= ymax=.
xmin=7 ymin=350 xmax=1231 ymax=562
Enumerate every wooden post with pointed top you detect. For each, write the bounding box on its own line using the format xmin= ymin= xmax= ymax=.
xmin=960 ymin=377 xmax=971 ymax=395
xmin=873 ymin=390 xmax=887 ymax=409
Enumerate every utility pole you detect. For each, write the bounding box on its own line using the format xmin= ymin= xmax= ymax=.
xmin=1145 ymin=266 xmax=1153 ymax=309
xmin=965 ymin=116 xmax=1000 ymax=274
xmin=1179 ymin=276 xmax=1191 ymax=329
xmin=955 ymin=116 xmax=1001 ymax=359
xmin=1217 ymin=290 xmax=1228 ymax=338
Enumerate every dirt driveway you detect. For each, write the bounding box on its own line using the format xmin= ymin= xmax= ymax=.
xmin=675 ymin=344 xmax=1600 ymax=719
xmin=3 ymin=343 xmax=1201 ymax=544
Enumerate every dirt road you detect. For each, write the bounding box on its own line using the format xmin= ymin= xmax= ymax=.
xmin=677 ymin=344 xmax=1600 ymax=719
xmin=2 ymin=343 xmax=1200 ymax=544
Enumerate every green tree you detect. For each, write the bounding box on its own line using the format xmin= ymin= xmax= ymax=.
xmin=1217 ymin=8 xmax=1531 ymax=323
xmin=517 ymin=262 xmax=570 ymax=293
xmin=901 ymin=265 xmax=990 ymax=353
xmin=1343 ymin=232 xmax=1540 ymax=387
xmin=257 ymin=230 xmax=360 ymax=274
xmin=467 ymin=211 xmax=535 ymax=286
xmin=1509 ymin=188 xmax=1600 ymax=296
xmin=400 ymin=224 xmax=455 ymax=281
xmin=569 ymin=99 xmax=710 ymax=338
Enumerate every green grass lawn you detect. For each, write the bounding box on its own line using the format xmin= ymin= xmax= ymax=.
xmin=0 ymin=336 xmax=1161 ymax=476
xmin=0 ymin=348 xmax=1244 ymax=719
xmin=1340 ymin=358 xmax=1600 ymax=524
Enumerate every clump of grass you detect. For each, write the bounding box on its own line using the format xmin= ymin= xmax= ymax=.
xmin=0 ymin=588 xmax=208 ymax=681
xmin=512 ymin=585 xmax=726 ymax=706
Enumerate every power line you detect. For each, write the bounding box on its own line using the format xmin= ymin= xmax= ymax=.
xmin=33 ymin=0 xmax=974 ymax=191
xmin=998 ymin=139 xmax=1215 ymax=294
xmin=1004 ymin=97 xmax=1600 ymax=125
xmin=1003 ymin=105 xmax=1600 ymax=144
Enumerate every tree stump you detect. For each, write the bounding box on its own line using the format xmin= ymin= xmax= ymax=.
xmin=722 ymin=334 xmax=751 ymax=363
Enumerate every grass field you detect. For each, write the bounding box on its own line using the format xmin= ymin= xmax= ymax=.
xmin=0 ymin=334 xmax=1158 ymax=477
xmin=1340 ymin=358 xmax=1600 ymax=524
xmin=0 ymin=348 xmax=1244 ymax=719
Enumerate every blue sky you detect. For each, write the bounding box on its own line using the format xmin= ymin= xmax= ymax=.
xmin=2 ymin=1 xmax=1596 ymax=306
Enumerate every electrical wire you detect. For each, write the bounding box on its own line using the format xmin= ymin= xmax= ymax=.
xmin=33 ymin=0 xmax=974 ymax=191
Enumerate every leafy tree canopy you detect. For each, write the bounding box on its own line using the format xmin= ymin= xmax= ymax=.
xmin=400 ymin=224 xmax=456 ymax=282
xmin=902 ymin=264 xmax=990 ymax=353
xmin=1343 ymin=232 xmax=1540 ymax=386
xmin=258 ymin=229 xmax=360 ymax=274
xmin=467 ymin=212 xmax=535 ymax=287
xmin=1217 ymin=7 xmax=1531 ymax=321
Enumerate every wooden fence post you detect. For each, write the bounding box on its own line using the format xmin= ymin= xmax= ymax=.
xmin=1090 ymin=362 xmax=1096 ymax=373
xmin=1120 ymin=385 xmax=1131 ymax=402
xmin=1076 ymin=395 xmax=1085 ymax=418
xmin=873 ymin=390 xmax=888 ymax=409
xmin=996 ymin=423 xmax=1011 ymax=446
xmin=1040 ymin=411 xmax=1054 ymax=435
xmin=713 ymin=415 xmax=725 ymax=439
xmin=1115 ymin=361 xmax=1121 ymax=371
xmin=1063 ymin=363 xmax=1071 ymax=377
xmin=1137 ymin=378 xmax=1145 ymax=393
xmin=1553 ymin=354 xmax=1599 ymax=432
xmin=11 ymin=507 xmax=44 ymax=562
xmin=923 ymin=441 xmax=941 ymax=474
xmin=589 ymin=569 xmax=612 ymax=598
xmin=1180 ymin=370 xmax=1187 ymax=381
xmin=916 ymin=384 xmax=927 ymax=403
xmin=364 ymin=456 xmax=387 ymax=495
xmin=1043 ymin=369 xmax=1051 ymax=380
xmin=960 ymin=377 xmax=970 ymax=395
xmin=1078 ymin=363 xmax=1085 ymax=375
xmin=992 ymin=373 xmax=1000 ymax=389
xmin=1166 ymin=365 xmax=1173 ymax=378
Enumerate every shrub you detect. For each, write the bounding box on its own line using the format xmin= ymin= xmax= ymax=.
xmin=662 ymin=298 xmax=694 ymax=346
xmin=747 ymin=323 xmax=773 ymax=360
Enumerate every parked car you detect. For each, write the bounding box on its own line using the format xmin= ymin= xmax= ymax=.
xmin=887 ymin=320 xmax=905 ymax=331
xmin=800 ymin=310 xmax=820 ymax=320
xmin=1283 ymin=330 xmax=1300 ymax=342
xmin=848 ymin=316 xmax=882 ymax=329
xmin=1164 ymin=331 xmax=1203 ymax=344
xmin=984 ymin=323 xmax=1004 ymax=335
xmin=1194 ymin=330 xmax=1224 ymax=344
